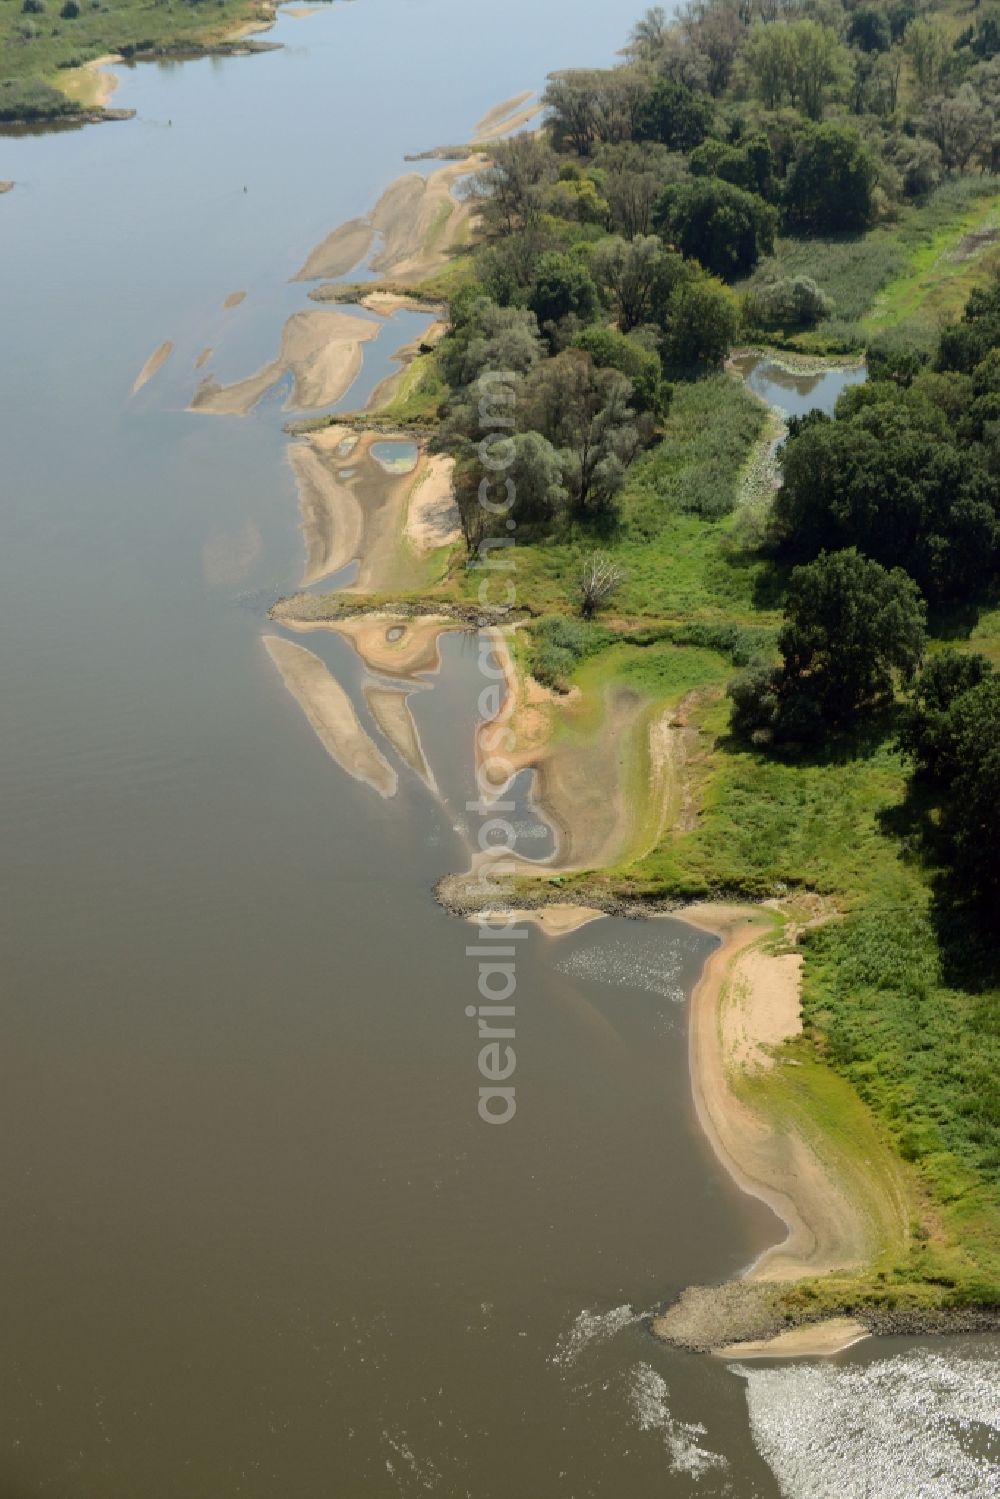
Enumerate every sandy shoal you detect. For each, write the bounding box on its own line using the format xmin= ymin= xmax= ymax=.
xmin=365 ymin=685 xmax=435 ymax=789
xmin=293 ymin=219 xmax=375 ymax=282
xmin=293 ymin=155 xmax=484 ymax=285
xmin=714 ymin=1317 xmax=869 ymax=1360
xmin=679 ymin=903 xmax=883 ymax=1284
xmin=195 ymin=347 xmax=213 ymax=369
xmin=190 ymin=308 xmax=379 ymax=416
xmin=263 ymin=635 xmax=396 ymax=798
xmin=132 ymin=340 xmax=175 ymax=394
xmin=0 ymin=182 xmax=14 ymax=195
xmin=404 ymin=455 xmax=461 ymax=553
xmin=223 ymin=290 xmax=247 ymax=309
xmin=288 ymin=425 xmax=364 ymax=586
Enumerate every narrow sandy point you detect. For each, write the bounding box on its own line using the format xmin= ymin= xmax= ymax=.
xmin=405 ymin=455 xmax=461 ymax=553
xmin=287 ymin=425 xmax=364 ymax=586
xmin=293 ymin=219 xmax=375 ymax=281
xmin=714 ymin=1318 xmax=870 ymax=1360
xmin=195 ymin=347 xmax=213 ymax=369
xmin=190 ymin=308 xmax=379 ymax=416
xmin=263 ymin=635 xmax=397 ymax=798
xmin=132 ymin=340 xmax=175 ymax=395
xmin=678 ymin=903 xmax=881 ymax=1283
xmin=474 ymin=906 xmax=606 ymax=937
xmin=285 ymin=4 xmax=321 ymax=15
xmin=223 ymin=290 xmax=247 ymax=309
xmin=365 ymin=685 xmax=436 ymax=790
xmin=473 ymin=91 xmax=542 ymax=141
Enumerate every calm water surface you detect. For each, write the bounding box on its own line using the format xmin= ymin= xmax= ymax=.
xmin=1 ymin=5 xmax=997 ymax=1496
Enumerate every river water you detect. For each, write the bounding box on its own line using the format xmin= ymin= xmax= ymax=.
xmin=1 ymin=5 xmax=997 ymax=1496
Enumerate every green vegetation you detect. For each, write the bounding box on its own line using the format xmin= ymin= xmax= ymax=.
xmin=298 ymin=4 xmax=1000 ymax=1312
xmin=0 ymin=0 xmax=273 ymax=120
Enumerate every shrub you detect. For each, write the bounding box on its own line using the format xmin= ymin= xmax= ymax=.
xmin=745 ymin=275 xmax=833 ymax=330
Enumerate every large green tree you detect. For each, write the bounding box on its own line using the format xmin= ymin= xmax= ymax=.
xmin=730 ymin=549 xmax=926 ymax=743
xmin=783 ymin=123 xmax=876 ymax=232
xmin=656 ymin=177 xmax=777 ymax=279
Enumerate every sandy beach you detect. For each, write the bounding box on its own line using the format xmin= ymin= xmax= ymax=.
xmin=190 ymin=308 xmax=379 ymax=416
xmin=681 ymin=903 xmax=885 ymax=1282
xmin=403 ymin=455 xmax=461 ymax=553
xmin=263 ymin=635 xmax=397 ymax=798
xmin=132 ymin=340 xmax=175 ymax=395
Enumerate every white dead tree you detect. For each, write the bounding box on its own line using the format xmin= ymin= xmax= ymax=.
xmin=579 ymin=552 xmax=626 ymax=617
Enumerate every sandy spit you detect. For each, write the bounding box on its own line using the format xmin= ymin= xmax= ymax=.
xmin=365 ymin=685 xmax=436 ymax=789
xmin=190 ymin=308 xmax=379 ymax=416
xmin=713 ymin=1317 xmax=870 ymax=1360
xmin=474 ymin=91 xmax=534 ymax=138
xmin=263 ymin=635 xmax=397 ymax=798
xmin=679 ymin=903 xmax=883 ymax=1284
xmin=132 ymin=340 xmax=175 ymax=395
xmin=474 ymin=906 xmax=607 ymax=937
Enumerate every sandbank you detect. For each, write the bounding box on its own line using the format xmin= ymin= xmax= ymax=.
xmin=195 ymin=347 xmax=213 ymax=369
xmin=223 ymin=290 xmax=247 ymax=309
xmin=364 ymin=684 xmax=436 ymax=789
xmin=294 ymin=614 xmax=451 ymax=680
xmin=189 ymin=308 xmax=379 ymax=416
xmin=0 ymin=182 xmax=14 ymax=195
xmin=263 ymin=635 xmax=397 ymax=798
xmin=293 ymin=156 xmax=484 ymax=286
xmin=714 ymin=1318 xmax=870 ymax=1360
xmin=288 ymin=426 xmax=364 ymax=586
xmin=132 ymin=340 xmax=175 ymax=394
xmin=474 ymin=906 xmax=606 ymax=937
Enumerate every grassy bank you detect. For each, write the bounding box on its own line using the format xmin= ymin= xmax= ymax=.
xmin=741 ymin=177 xmax=1000 ymax=355
xmin=0 ymin=0 xmax=280 ymax=122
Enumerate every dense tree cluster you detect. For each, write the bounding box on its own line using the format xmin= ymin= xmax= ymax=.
xmin=900 ymin=651 xmax=1000 ymax=920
